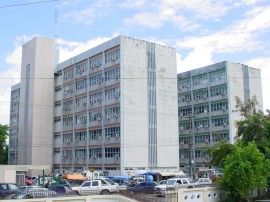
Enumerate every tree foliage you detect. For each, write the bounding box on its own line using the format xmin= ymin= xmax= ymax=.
xmin=0 ymin=124 xmax=9 ymax=164
xmin=235 ymin=96 xmax=270 ymax=156
xmin=207 ymin=140 xmax=235 ymax=168
xmin=220 ymin=142 xmax=270 ymax=202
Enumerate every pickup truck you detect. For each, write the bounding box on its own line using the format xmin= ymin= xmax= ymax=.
xmin=154 ymin=178 xmax=195 ymax=196
xmin=72 ymin=179 xmax=118 ymax=195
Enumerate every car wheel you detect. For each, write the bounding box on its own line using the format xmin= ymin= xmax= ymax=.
xmin=101 ymin=190 xmax=110 ymax=195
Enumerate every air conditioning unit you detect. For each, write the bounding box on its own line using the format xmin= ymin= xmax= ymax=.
xmin=222 ymin=91 xmax=226 ymax=96
xmin=66 ymin=139 xmax=71 ymax=143
xmin=179 ymin=86 xmax=183 ymax=90
xmin=180 ymin=127 xmax=184 ymax=131
xmin=114 ymin=93 xmax=120 ymax=98
xmin=222 ymin=107 xmax=226 ymax=111
xmin=92 ymin=155 xmax=97 ymax=159
xmin=186 ymin=84 xmax=190 ymax=88
xmin=204 ymin=109 xmax=208 ymax=113
xmin=223 ymin=122 xmax=227 ymax=126
xmin=107 ymin=115 xmax=111 ymax=120
xmin=113 ymin=113 xmax=118 ymax=118
xmin=97 ymin=117 xmax=101 ymax=121
xmin=115 ymin=134 xmax=119 ymax=138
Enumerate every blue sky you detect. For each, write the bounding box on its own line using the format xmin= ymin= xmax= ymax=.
xmin=0 ymin=0 xmax=270 ymax=124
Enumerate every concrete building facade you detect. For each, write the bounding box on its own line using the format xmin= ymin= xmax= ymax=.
xmin=9 ymin=35 xmax=179 ymax=175
xmin=53 ymin=36 xmax=179 ymax=175
xmin=177 ymin=61 xmax=263 ymax=174
xmin=9 ymin=37 xmax=55 ymax=175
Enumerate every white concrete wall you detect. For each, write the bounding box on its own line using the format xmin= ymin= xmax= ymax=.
xmin=155 ymin=44 xmax=179 ymax=168
xmin=121 ymin=37 xmax=149 ymax=168
xmin=121 ymin=36 xmax=179 ymax=170
xmin=18 ymin=37 xmax=55 ymax=175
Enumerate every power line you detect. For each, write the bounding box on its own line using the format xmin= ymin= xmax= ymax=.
xmin=0 ymin=0 xmax=58 ymax=9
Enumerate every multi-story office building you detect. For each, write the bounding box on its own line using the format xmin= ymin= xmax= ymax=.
xmin=177 ymin=61 xmax=263 ymax=173
xmin=9 ymin=36 xmax=179 ymax=176
xmin=8 ymin=37 xmax=55 ymax=175
xmin=53 ymin=36 xmax=179 ymax=175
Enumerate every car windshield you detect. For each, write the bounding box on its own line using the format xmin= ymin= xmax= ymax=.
xmin=167 ymin=179 xmax=176 ymax=185
xmin=187 ymin=178 xmax=194 ymax=183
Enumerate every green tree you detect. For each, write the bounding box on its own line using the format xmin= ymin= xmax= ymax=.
xmin=0 ymin=124 xmax=9 ymax=164
xmin=220 ymin=141 xmax=270 ymax=202
xmin=235 ymin=97 xmax=270 ymax=155
xmin=207 ymin=140 xmax=235 ymax=168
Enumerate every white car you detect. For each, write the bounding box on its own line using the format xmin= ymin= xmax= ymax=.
xmin=194 ymin=178 xmax=212 ymax=185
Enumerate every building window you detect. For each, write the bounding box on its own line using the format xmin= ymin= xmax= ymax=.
xmin=76 ymin=62 xmax=87 ymax=75
xmin=179 ymin=93 xmax=192 ymax=102
xmin=63 ymin=100 xmax=73 ymax=113
xmin=75 ymin=149 xmax=86 ymax=158
xmin=212 ymin=116 xmax=228 ymax=127
xmin=178 ymin=107 xmax=192 ymax=117
xmin=89 ymin=92 xmax=102 ymax=104
xmin=105 ymin=147 xmax=120 ymax=158
xmin=213 ymin=131 xmax=229 ymax=142
xmin=105 ymin=87 xmax=120 ymax=101
xmin=179 ymin=136 xmax=189 ymax=144
xmin=89 ymin=148 xmax=102 ymax=158
xmin=90 ymin=55 xmax=102 ymax=68
xmin=105 ymin=126 xmax=120 ymax=138
xmin=210 ymin=85 xmax=227 ymax=97
xmin=180 ymin=150 xmax=189 ymax=159
xmin=75 ymin=96 xmax=87 ymax=109
xmin=75 ymin=79 xmax=87 ymax=90
xmin=75 ymin=131 xmax=87 ymax=142
xmin=209 ymin=70 xmax=226 ymax=83
xmin=193 ymin=89 xmax=208 ymax=100
xmin=194 ymin=104 xmax=209 ymax=114
xmin=63 ymin=84 xmax=74 ymax=95
xmin=195 ymin=134 xmax=210 ymax=144
xmin=105 ymin=48 xmax=120 ymax=63
xmin=89 ymin=110 xmax=102 ymax=122
xmin=105 ymin=106 xmax=120 ymax=119
xmin=179 ymin=121 xmax=193 ymax=131
xmin=195 ymin=149 xmax=206 ymax=158
xmin=211 ymin=101 xmax=228 ymax=112
xmin=104 ymin=67 xmax=120 ymax=82
xmin=63 ymin=68 xmax=74 ymax=79
xmin=63 ymin=117 xmax=73 ymax=127
xmin=75 ymin=114 xmax=87 ymax=125
xmin=63 ymin=133 xmax=73 ymax=143
xmin=178 ymin=79 xmax=191 ymax=90
xmin=89 ymin=129 xmax=102 ymax=140
xmin=194 ymin=119 xmax=209 ymax=129
xmin=192 ymin=74 xmax=208 ymax=86
xmin=89 ymin=74 xmax=103 ymax=86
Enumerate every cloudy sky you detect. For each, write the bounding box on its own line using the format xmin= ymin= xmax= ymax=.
xmin=0 ymin=0 xmax=270 ymax=125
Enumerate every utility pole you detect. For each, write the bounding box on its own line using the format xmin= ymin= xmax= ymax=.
xmin=186 ymin=114 xmax=196 ymax=178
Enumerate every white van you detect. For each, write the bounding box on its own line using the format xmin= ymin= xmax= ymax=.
xmin=81 ymin=171 xmax=106 ymax=180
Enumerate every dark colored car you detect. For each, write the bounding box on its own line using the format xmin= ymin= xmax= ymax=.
xmin=48 ymin=185 xmax=80 ymax=197
xmin=127 ymin=181 xmax=159 ymax=194
xmin=9 ymin=188 xmax=56 ymax=199
xmin=0 ymin=183 xmax=20 ymax=199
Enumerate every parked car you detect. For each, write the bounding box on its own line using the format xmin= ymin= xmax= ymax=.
xmin=8 ymin=187 xmax=56 ymax=199
xmin=48 ymin=185 xmax=80 ymax=197
xmin=194 ymin=178 xmax=212 ymax=186
xmin=155 ymin=178 xmax=195 ymax=196
xmin=127 ymin=181 xmax=159 ymax=194
xmin=159 ymin=180 xmax=167 ymax=185
xmin=0 ymin=183 xmax=20 ymax=199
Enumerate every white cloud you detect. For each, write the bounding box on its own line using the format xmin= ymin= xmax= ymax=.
xmin=123 ymin=0 xmax=230 ymax=30
xmin=62 ymin=0 xmax=114 ymax=25
xmin=0 ymin=46 xmax=22 ymax=125
xmin=118 ymin=0 xmax=146 ymax=8
xmin=244 ymin=57 xmax=270 ymax=112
